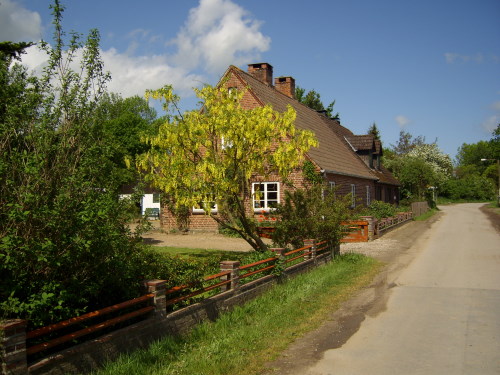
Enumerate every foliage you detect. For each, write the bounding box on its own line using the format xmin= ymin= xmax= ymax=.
xmin=367 ymin=122 xmax=381 ymax=140
xmin=408 ymin=143 xmax=453 ymax=186
xmin=390 ymin=130 xmax=426 ymax=156
xmin=137 ymin=84 xmax=318 ymax=252
xmin=95 ymin=253 xmax=379 ymax=375
xmin=0 ymin=1 xmax=162 ymax=328
xmin=385 ymin=155 xmax=437 ymax=200
xmin=444 ymin=124 xmax=499 ymax=201
xmin=94 ymin=93 xmax=159 ymax=186
xmin=295 ymin=86 xmax=340 ymax=120
xmin=440 ymin=175 xmax=495 ymax=201
xmin=361 ymin=200 xmax=398 ymax=219
xmin=385 ymin=130 xmax=451 ymax=201
xmin=272 ymin=185 xmax=352 ymax=249
xmin=302 ymin=160 xmax=323 ymax=185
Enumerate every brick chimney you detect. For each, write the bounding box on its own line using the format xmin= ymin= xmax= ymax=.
xmin=247 ymin=63 xmax=273 ymax=86
xmin=274 ymin=76 xmax=295 ymax=99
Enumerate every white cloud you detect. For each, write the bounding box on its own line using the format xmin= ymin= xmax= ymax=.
xmin=171 ymin=0 xmax=271 ymax=73
xmin=10 ymin=0 xmax=271 ymax=100
xmin=491 ymin=101 xmax=500 ymax=111
xmin=444 ymin=52 xmax=485 ymax=64
xmin=395 ymin=115 xmax=410 ymax=127
xmin=0 ymin=0 xmax=42 ymax=41
xmin=101 ymin=48 xmax=204 ymax=98
xmin=481 ymin=115 xmax=499 ymax=134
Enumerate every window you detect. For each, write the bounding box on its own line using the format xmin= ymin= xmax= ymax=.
xmin=366 ymin=186 xmax=371 ymax=206
xmin=351 ymin=184 xmax=356 ymax=208
xmin=252 ymin=182 xmax=279 ymax=211
xmin=192 ymin=200 xmax=218 ymax=214
xmin=152 ymin=193 xmax=161 ymax=204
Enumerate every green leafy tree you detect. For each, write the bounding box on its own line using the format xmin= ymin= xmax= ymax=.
xmin=295 ymin=86 xmax=339 ymax=120
xmin=408 ymin=143 xmax=453 ymax=186
xmin=0 ymin=1 xmax=159 ymax=327
xmin=137 ymin=85 xmax=318 ymax=252
xmin=94 ymin=93 xmax=159 ymax=185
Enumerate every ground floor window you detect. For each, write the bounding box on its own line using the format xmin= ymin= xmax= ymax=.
xmin=252 ymin=182 xmax=279 ymax=211
xmin=366 ymin=186 xmax=371 ymax=206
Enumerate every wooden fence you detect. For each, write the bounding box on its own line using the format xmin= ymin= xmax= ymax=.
xmin=1 ymin=240 xmax=338 ymax=375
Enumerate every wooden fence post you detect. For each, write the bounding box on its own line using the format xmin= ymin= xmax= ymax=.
xmin=145 ymin=280 xmax=167 ymax=318
xmin=220 ymin=261 xmax=240 ymax=292
xmin=1 ymin=319 xmax=27 ymax=375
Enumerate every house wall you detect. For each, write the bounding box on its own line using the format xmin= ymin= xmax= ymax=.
xmin=325 ymin=173 xmax=376 ymax=208
xmin=141 ymin=194 xmax=161 ymax=216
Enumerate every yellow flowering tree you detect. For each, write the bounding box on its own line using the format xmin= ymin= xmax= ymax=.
xmin=137 ymin=84 xmax=318 ymax=251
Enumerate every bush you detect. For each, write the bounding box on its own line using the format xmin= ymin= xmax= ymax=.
xmin=361 ymin=200 xmax=398 ymax=219
xmin=441 ymin=175 xmax=495 ymax=201
xmin=271 ymin=186 xmax=352 ymax=249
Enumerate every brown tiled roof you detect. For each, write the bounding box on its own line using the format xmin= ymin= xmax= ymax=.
xmin=345 ymin=135 xmax=375 ymax=151
xmin=372 ymin=165 xmax=401 ymax=186
xmin=228 ymin=66 xmax=378 ymax=181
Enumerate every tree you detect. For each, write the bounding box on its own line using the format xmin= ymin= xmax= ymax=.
xmin=94 ymin=93 xmax=159 ymax=185
xmin=295 ymin=86 xmax=340 ymax=120
xmin=390 ymin=130 xmax=426 ymax=156
xmin=367 ymin=122 xmax=381 ymax=140
xmin=408 ymin=143 xmax=453 ymax=186
xmin=0 ymin=1 xmax=158 ymax=327
xmin=137 ymin=85 xmax=318 ymax=252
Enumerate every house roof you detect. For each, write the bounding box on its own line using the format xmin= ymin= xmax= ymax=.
xmin=225 ymin=65 xmax=378 ymax=181
xmin=345 ymin=135 xmax=375 ymax=152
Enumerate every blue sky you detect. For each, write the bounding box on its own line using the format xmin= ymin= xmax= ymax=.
xmin=2 ymin=0 xmax=499 ymax=159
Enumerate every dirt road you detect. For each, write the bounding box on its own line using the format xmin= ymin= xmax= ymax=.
xmin=264 ymin=203 xmax=500 ymax=374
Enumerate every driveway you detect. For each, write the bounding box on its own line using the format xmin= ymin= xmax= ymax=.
xmin=264 ymin=203 xmax=500 ymax=374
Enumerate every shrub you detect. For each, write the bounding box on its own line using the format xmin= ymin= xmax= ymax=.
xmin=271 ymin=186 xmax=352 ymax=249
xmin=361 ymin=200 xmax=398 ymax=219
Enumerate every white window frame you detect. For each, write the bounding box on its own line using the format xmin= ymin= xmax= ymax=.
xmin=351 ymin=184 xmax=356 ymax=208
xmin=252 ymin=182 xmax=280 ymax=211
xmin=366 ymin=186 xmax=371 ymax=206
xmin=192 ymin=197 xmax=218 ymax=214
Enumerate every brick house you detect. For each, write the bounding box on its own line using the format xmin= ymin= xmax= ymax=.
xmin=160 ymin=62 xmax=400 ymax=231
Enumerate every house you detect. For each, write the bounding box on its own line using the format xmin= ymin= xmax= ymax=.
xmin=119 ymin=183 xmax=161 ymax=219
xmin=160 ymin=62 xmax=400 ymax=231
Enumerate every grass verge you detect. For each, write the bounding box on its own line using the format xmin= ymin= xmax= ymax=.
xmin=414 ymin=208 xmax=438 ymax=221
xmin=93 ymin=253 xmax=381 ymax=375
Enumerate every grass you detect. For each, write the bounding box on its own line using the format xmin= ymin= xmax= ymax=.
xmin=153 ymin=246 xmax=248 ymax=261
xmin=93 ymin=253 xmax=381 ymax=375
xmin=414 ymin=208 xmax=439 ymax=221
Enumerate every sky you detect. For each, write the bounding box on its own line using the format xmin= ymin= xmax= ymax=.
xmin=1 ymin=0 xmax=499 ymax=160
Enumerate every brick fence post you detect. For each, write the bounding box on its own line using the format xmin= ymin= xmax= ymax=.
xmin=145 ymin=280 xmax=167 ymax=318
xmin=1 ymin=319 xmax=27 ymax=375
xmin=303 ymin=239 xmax=316 ymax=260
xmin=270 ymin=248 xmax=285 ymax=257
xmin=220 ymin=261 xmax=240 ymax=292
xmin=360 ymin=216 xmax=375 ymax=240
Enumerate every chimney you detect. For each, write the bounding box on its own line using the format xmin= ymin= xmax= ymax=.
xmin=274 ymin=76 xmax=295 ymax=99
xmin=247 ymin=63 xmax=273 ymax=86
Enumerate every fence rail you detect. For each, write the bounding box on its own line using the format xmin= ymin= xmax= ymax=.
xmin=0 ymin=238 xmax=343 ymax=374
